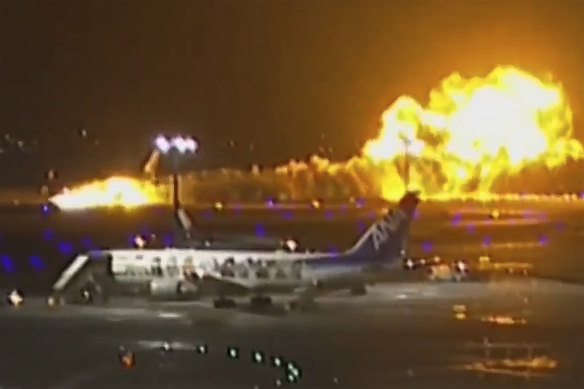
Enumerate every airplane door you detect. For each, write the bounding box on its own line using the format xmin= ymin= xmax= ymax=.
xmin=151 ymin=257 xmax=163 ymax=277
xmin=166 ymin=256 xmax=179 ymax=277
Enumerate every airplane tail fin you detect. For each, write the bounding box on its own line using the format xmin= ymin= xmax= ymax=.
xmin=346 ymin=191 xmax=420 ymax=260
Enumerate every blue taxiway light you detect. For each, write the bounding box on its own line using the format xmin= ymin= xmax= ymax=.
xmin=255 ymin=224 xmax=266 ymax=237
xmin=57 ymin=241 xmax=74 ymax=256
xmin=451 ymin=213 xmax=462 ymax=225
xmin=327 ymin=245 xmax=339 ymax=254
xmin=42 ymin=229 xmax=55 ymax=241
xmin=1 ymin=255 xmax=15 ymax=273
xmin=163 ymin=235 xmax=174 ymax=247
xmin=29 ymin=255 xmax=45 ymax=271
xmin=422 ymin=241 xmax=432 ymax=253
xmin=81 ymin=237 xmax=94 ymax=249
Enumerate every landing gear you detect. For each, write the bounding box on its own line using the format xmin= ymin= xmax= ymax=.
xmin=75 ymin=280 xmax=108 ymax=305
xmin=250 ymin=295 xmax=272 ymax=308
xmin=350 ymin=285 xmax=367 ymax=296
xmin=213 ymin=297 xmax=237 ymax=309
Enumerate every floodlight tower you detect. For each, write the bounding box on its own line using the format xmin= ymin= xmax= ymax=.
xmin=153 ymin=135 xmax=198 ymax=210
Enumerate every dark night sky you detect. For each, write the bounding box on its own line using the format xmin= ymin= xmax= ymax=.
xmin=1 ymin=0 xmax=584 ymax=182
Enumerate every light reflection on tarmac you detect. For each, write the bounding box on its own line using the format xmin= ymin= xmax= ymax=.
xmin=1 ymin=279 xmax=583 ymax=389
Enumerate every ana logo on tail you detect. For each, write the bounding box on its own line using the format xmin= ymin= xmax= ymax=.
xmin=372 ymin=209 xmax=407 ymax=251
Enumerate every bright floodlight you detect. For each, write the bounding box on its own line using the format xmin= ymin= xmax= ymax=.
xmin=154 ymin=135 xmax=171 ymax=153
xmin=154 ymin=135 xmax=198 ymax=154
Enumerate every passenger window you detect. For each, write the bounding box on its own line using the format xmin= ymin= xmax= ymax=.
xmin=220 ymin=267 xmax=235 ymax=277
xmin=256 ymin=267 xmax=269 ymax=279
xmin=236 ymin=264 xmax=249 ymax=279
xmin=151 ymin=265 xmax=163 ymax=277
xmin=240 ymin=269 xmax=249 ymax=278
xmin=275 ymin=267 xmax=286 ymax=279
xmin=291 ymin=262 xmax=302 ymax=279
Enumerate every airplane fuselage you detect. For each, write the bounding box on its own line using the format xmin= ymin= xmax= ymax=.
xmin=105 ymin=246 xmax=394 ymax=298
xmin=106 ymin=247 xmax=331 ymax=291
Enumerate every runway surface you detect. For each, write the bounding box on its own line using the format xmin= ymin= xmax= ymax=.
xmin=1 ymin=280 xmax=583 ymax=388
xmin=1 ymin=201 xmax=583 ymax=388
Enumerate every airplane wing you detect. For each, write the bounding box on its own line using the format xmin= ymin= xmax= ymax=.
xmin=200 ymin=272 xmax=303 ymax=296
xmin=200 ymin=273 xmax=256 ymax=295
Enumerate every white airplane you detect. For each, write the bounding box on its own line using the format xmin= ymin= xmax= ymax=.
xmin=195 ymin=191 xmax=420 ymax=310
xmin=51 ymin=206 xmax=302 ymax=303
xmin=51 ymin=242 xmax=306 ymax=304
xmin=51 ymin=191 xmax=420 ymax=309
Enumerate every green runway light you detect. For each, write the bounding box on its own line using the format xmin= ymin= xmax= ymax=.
xmin=196 ymin=344 xmax=208 ymax=354
xmin=271 ymin=356 xmax=283 ymax=367
xmin=251 ymin=350 xmax=265 ymax=364
xmin=227 ymin=346 xmax=240 ymax=359
xmin=286 ymin=361 xmax=302 ymax=377
xmin=286 ymin=373 xmax=298 ymax=383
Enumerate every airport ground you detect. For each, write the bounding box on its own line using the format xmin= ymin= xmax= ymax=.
xmin=0 ymin=199 xmax=583 ymax=388
xmin=1 ymin=281 xmax=583 ymax=388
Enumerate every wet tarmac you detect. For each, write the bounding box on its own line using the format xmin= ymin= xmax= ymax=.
xmin=1 ymin=280 xmax=583 ymax=388
xmin=1 ymin=201 xmax=583 ymax=388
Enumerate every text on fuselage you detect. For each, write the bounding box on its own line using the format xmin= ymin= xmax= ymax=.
xmin=372 ymin=209 xmax=406 ymax=251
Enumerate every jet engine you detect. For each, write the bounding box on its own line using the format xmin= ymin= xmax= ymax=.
xmin=149 ymin=279 xmax=199 ymax=300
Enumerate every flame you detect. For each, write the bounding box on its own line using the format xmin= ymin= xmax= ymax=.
xmin=363 ymin=66 xmax=583 ymax=199
xmin=48 ymin=66 xmax=584 ymax=209
xmin=49 ymin=176 xmax=165 ymax=210
xmin=481 ymin=315 xmax=527 ymax=326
